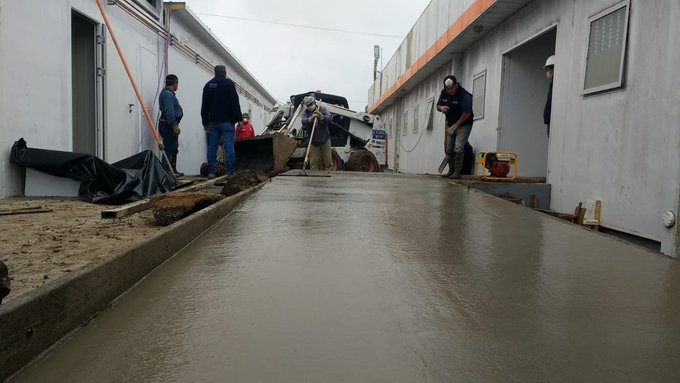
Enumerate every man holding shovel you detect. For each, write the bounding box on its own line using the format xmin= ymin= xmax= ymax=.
xmin=300 ymin=96 xmax=332 ymax=170
xmin=437 ymin=75 xmax=474 ymax=179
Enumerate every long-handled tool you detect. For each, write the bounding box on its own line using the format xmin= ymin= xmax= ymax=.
xmin=437 ymin=118 xmax=449 ymax=174
xmin=301 ymin=117 xmax=319 ymax=175
xmin=95 ymin=0 xmax=175 ymax=178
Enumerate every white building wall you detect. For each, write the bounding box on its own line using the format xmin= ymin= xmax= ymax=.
xmin=372 ymin=0 xmax=680 ymax=255
xmin=0 ymin=0 xmax=159 ymax=197
xmin=0 ymin=1 xmax=276 ymax=194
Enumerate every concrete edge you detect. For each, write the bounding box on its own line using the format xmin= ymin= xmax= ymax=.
xmin=453 ymin=180 xmax=664 ymax=256
xmin=0 ymin=182 xmax=266 ymax=380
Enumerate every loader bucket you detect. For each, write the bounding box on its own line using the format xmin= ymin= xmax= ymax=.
xmin=235 ymin=133 xmax=299 ymax=175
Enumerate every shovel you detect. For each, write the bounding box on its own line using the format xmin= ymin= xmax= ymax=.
xmin=437 ymin=119 xmax=449 ymax=174
xmin=302 ymin=117 xmax=319 ymax=175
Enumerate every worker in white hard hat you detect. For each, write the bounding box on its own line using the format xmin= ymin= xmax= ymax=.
xmin=543 ymin=55 xmax=555 ymax=136
xmin=300 ymin=96 xmax=333 ymax=170
xmin=436 ymin=75 xmax=474 ymax=179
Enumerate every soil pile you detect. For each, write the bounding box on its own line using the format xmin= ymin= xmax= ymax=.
xmin=221 ymin=171 xmax=266 ymax=197
xmin=151 ymin=193 xmax=224 ymax=226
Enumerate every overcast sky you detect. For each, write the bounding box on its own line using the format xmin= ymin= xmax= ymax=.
xmin=183 ymin=0 xmax=431 ymax=111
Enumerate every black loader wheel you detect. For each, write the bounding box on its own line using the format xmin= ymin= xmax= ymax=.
xmin=331 ymin=149 xmax=344 ymax=171
xmin=347 ymin=149 xmax=379 ymax=172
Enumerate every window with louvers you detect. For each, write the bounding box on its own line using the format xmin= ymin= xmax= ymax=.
xmin=413 ymin=105 xmax=419 ymax=134
xmin=472 ymin=70 xmax=486 ymax=120
xmin=583 ymin=2 xmax=629 ymax=94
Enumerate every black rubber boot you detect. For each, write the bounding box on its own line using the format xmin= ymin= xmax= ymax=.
xmin=449 ymin=152 xmax=464 ymax=179
xmin=170 ymin=155 xmax=184 ymax=176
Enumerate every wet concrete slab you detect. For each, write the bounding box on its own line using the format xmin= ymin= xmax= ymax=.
xmin=9 ymin=174 xmax=680 ymax=382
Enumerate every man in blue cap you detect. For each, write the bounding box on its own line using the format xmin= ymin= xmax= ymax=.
xmin=158 ymin=74 xmax=184 ymax=175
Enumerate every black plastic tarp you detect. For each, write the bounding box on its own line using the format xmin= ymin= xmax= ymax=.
xmin=10 ymin=138 xmax=176 ymax=204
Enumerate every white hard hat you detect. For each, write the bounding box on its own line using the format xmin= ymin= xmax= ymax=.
xmin=544 ymin=55 xmax=556 ymax=68
xmin=302 ymin=96 xmax=316 ymax=106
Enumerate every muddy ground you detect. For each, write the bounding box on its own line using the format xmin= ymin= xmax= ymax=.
xmin=0 ymin=198 xmax=161 ymax=303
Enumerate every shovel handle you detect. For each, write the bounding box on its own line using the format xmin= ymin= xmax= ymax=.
xmin=303 ymin=118 xmax=318 ymax=169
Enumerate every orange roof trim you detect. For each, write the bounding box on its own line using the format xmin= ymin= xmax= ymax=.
xmin=369 ymin=0 xmax=497 ymax=113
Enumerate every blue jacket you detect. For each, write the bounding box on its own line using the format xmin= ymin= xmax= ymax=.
xmin=201 ymin=76 xmax=242 ymax=126
xmin=159 ymin=87 xmax=183 ymax=127
xmin=301 ymin=106 xmax=332 ymax=146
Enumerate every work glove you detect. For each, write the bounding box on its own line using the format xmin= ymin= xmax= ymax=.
xmin=173 ymin=126 xmax=181 ymax=136
xmin=446 ymin=126 xmax=457 ymax=136
xmin=309 ymin=115 xmax=319 ymax=124
xmin=440 ymin=106 xmax=450 ymax=114
xmin=312 ymin=111 xmax=324 ymax=121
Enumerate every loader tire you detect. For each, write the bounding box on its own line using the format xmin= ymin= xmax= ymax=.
xmin=347 ymin=149 xmax=379 ymax=173
xmin=331 ymin=149 xmax=344 ymax=171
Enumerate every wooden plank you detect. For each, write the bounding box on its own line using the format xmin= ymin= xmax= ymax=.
xmin=101 ymin=176 xmax=228 ymax=219
xmin=577 ymin=207 xmax=586 ymax=225
xmin=583 ymin=199 xmax=602 ymax=225
xmin=101 ymin=199 xmax=151 ymax=219
xmin=0 ymin=208 xmax=52 ymax=216
xmin=0 ymin=206 xmax=43 ymax=214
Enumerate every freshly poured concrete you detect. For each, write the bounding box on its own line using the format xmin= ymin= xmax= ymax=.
xmin=10 ymin=175 xmax=680 ymax=382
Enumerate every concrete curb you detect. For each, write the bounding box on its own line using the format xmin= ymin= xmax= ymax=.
xmin=0 ymin=183 xmax=265 ymax=380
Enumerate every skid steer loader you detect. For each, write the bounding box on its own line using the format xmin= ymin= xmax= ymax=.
xmin=262 ymin=91 xmax=388 ymax=172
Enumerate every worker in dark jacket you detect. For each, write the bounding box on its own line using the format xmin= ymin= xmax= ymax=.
xmin=543 ymin=55 xmax=555 ymax=137
xmin=300 ymin=96 xmax=332 ymax=170
xmin=201 ymin=65 xmax=242 ymax=178
xmin=158 ymin=74 xmax=184 ymax=175
xmin=436 ymin=75 xmax=474 ymax=179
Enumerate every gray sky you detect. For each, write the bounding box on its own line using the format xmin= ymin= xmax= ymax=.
xmin=183 ymin=0 xmax=431 ymax=111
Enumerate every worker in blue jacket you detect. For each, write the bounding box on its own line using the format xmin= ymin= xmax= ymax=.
xmin=158 ymin=74 xmax=184 ymax=175
xmin=201 ymin=65 xmax=242 ymax=178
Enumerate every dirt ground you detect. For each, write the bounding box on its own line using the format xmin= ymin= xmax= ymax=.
xmin=0 ymin=198 xmax=161 ymax=304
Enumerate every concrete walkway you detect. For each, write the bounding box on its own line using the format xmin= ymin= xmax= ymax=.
xmin=10 ymin=174 xmax=680 ymax=382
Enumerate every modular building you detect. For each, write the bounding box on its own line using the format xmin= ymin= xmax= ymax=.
xmin=367 ymin=0 xmax=680 ymax=256
xmin=0 ymin=0 xmax=276 ymax=197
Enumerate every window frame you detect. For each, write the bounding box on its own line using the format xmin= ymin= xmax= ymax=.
xmin=424 ymin=97 xmax=434 ymax=130
xmin=132 ymin=0 xmax=162 ymax=19
xmin=413 ymin=105 xmax=420 ymax=134
xmin=472 ymin=70 xmax=486 ymax=120
xmin=582 ymin=0 xmax=630 ymax=95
